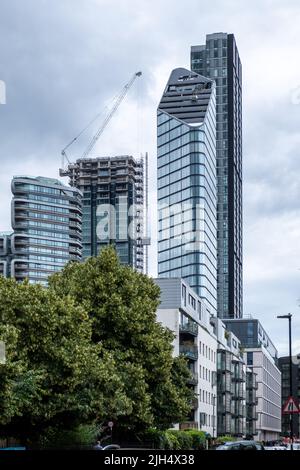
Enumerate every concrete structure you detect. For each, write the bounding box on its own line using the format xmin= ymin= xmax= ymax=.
xmin=224 ymin=318 xmax=281 ymax=441
xmin=60 ymin=155 xmax=146 ymax=272
xmin=210 ymin=316 xmax=248 ymax=436
xmin=157 ymin=67 xmax=217 ymax=315
xmin=0 ymin=176 xmax=82 ymax=285
xmin=278 ymin=354 xmax=300 ymax=438
xmin=191 ymin=33 xmax=243 ymax=319
xmin=246 ymin=367 xmax=259 ymax=438
xmin=155 ymin=278 xmax=218 ymax=437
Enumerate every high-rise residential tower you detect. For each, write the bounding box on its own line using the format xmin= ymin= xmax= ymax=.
xmin=0 ymin=176 xmax=82 ymax=284
xmin=157 ymin=68 xmax=217 ymax=315
xmin=60 ymin=155 xmax=146 ymax=272
xmin=191 ymin=33 xmax=243 ymax=319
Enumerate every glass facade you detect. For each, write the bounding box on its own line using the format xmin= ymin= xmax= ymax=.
xmin=61 ymin=156 xmax=145 ymax=272
xmin=191 ymin=33 xmax=243 ymax=319
xmin=157 ymin=68 xmax=217 ymax=314
xmin=0 ymin=176 xmax=82 ymax=285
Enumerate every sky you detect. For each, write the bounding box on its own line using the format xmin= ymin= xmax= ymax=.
xmin=0 ymin=0 xmax=300 ymax=356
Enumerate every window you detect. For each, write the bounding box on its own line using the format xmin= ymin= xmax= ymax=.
xmin=197 ymin=301 xmax=202 ymax=320
xmin=182 ymin=284 xmax=186 ymax=306
xmin=189 ymin=294 xmax=196 ymax=309
xmin=247 ymin=352 xmax=253 ymax=366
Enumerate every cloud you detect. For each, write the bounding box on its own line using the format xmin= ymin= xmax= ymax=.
xmin=1 ymin=0 xmax=300 ymax=354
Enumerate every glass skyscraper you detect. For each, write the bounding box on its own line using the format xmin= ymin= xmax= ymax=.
xmin=60 ymin=156 xmax=145 ymax=272
xmin=0 ymin=176 xmax=82 ymax=284
xmin=191 ymin=33 xmax=243 ymax=319
xmin=157 ymin=67 xmax=217 ymax=315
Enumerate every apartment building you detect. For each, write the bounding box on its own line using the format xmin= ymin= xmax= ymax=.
xmin=155 ymin=278 xmax=217 ymax=437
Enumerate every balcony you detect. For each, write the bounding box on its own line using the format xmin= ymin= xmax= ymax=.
xmin=246 ymin=378 xmax=258 ymax=390
xmin=217 ymin=403 xmax=231 ymax=414
xmin=180 ymin=344 xmax=198 ymax=361
xmin=232 ymin=404 xmax=245 ymax=417
xmin=246 ymin=391 xmax=258 ymax=405
xmin=232 ymin=370 xmax=246 ymax=383
xmin=218 ymin=373 xmax=232 ymax=393
xmin=187 ymin=372 xmax=198 ymax=385
xmin=179 ymin=321 xmax=198 ymax=336
xmin=247 ymin=409 xmax=258 ymax=421
xmin=190 ymin=398 xmax=199 ymax=410
xmin=179 ymin=422 xmax=198 ymax=430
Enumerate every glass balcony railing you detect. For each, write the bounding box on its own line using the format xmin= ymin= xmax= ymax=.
xmin=180 ymin=344 xmax=198 ymax=361
xmin=187 ymin=372 xmax=198 ymax=385
xmin=179 ymin=422 xmax=198 ymax=430
xmin=179 ymin=322 xmax=198 ymax=336
xmin=190 ymin=398 xmax=199 ymax=409
xmin=246 ymin=377 xmax=258 ymax=390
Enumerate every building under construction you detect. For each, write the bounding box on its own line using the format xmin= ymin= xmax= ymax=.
xmin=60 ymin=155 xmax=147 ymax=273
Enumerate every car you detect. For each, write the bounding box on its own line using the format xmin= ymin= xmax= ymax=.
xmin=286 ymin=443 xmax=300 ymax=451
xmin=216 ymin=440 xmax=264 ymax=451
xmin=93 ymin=444 xmax=121 ymax=450
xmin=264 ymin=445 xmax=286 ymax=451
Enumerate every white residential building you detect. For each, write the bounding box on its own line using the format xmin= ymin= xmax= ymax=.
xmin=155 ymin=278 xmax=218 ymax=437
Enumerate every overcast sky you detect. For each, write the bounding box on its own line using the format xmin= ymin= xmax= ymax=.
xmin=1 ymin=0 xmax=300 ymax=356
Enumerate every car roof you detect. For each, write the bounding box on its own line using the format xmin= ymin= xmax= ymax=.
xmin=225 ymin=440 xmax=258 ymax=445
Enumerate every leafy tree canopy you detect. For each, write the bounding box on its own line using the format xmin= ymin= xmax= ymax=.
xmin=49 ymin=247 xmax=194 ymax=432
xmin=0 ymin=247 xmax=194 ymax=442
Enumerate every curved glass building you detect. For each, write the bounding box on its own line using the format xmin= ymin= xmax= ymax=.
xmin=0 ymin=176 xmax=82 ymax=285
xmin=157 ymin=68 xmax=217 ymax=315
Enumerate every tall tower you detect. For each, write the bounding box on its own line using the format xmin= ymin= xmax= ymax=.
xmin=191 ymin=33 xmax=243 ymax=319
xmin=61 ymin=156 xmax=145 ymax=272
xmin=157 ymin=68 xmax=217 ymax=315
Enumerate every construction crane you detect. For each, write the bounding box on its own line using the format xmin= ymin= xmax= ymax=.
xmin=60 ymin=71 xmax=142 ymax=168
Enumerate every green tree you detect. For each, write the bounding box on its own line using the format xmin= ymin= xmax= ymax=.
xmin=49 ymin=246 xmax=194 ymax=433
xmin=0 ymin=277 xmax=129 ymax=443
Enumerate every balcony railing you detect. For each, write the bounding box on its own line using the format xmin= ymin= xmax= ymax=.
xmin=180 ymin=344 xmax=198 ymax=361
xmin=179 ymin=422 xmax=198 ymax=430
xmin=217 ymin=403 xmax=231 ymax=414
xmin=179 ymin=322 xmax=198 ymax=336
xmin=190 ymin=398 xmax=199 ymax=410
xmin=232 ymin=370 xmax=246 ymax=382
xmin=187 ymin=372 xmax=198 ymax=385
xmin=246 ymin=374 xmax=259 ymax=390
xmin=247 ymin=409 xmax=259 ymax=421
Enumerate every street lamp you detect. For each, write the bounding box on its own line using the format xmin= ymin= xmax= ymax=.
xmin=277 ymin=313 xmax=293 ymax=450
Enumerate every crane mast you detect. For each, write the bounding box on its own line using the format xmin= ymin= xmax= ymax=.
xmin=60 ymin=71 xmax=142 ymax=171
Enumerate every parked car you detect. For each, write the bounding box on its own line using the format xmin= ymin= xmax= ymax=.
xmin=264 ymin=445 xmax=286 ymax=451
xmin=216 ymin=440 xmax=264 ymax=451
xmin=286 ymin=443 xmax=300 ymax=451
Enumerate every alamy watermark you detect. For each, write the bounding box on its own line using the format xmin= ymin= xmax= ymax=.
xmin=96 ymin=201 xmax=207 ymax=253
xmin=0 ymin=80 xmax=6 ymax=104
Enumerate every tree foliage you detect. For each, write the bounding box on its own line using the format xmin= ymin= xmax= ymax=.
xmin=0 ymin=246 xmax=194 ymax=442
xmin=49 ymin=247 xmax=194 ymax=432
xmin=0 ymin=276 xmax=129 ymax=441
